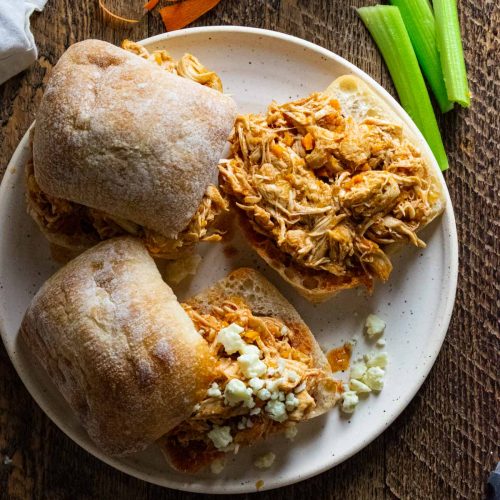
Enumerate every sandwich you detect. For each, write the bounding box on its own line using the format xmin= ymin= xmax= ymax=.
xmin=26 ymin=39 xmax=237 ymax=260
xmin=219 ymin=75 xmax=445 ymax=303
xmin=20 ymin=237 xmax=340 ymax=472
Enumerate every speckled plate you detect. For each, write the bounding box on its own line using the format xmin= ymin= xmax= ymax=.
xmin=0 ymin=27 xmax=458 ymax=494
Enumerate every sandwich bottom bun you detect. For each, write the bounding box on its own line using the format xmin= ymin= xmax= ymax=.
xmin=159 ymin=266 xmax=340 ymax=473
xmin=220 ymin=75 xmax=446 ymax=304
xmin=20 ymin=237 xmax=340 ymax=471
xmin=238 ymin=215 xmax=373 ymax=304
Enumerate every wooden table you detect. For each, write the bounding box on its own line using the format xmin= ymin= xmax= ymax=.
xmin=0 ymin=1 xmax=498 ymax=498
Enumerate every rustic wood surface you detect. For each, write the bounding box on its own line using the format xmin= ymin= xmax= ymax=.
xmin=0 ymin=0 xmax=498 ymax=498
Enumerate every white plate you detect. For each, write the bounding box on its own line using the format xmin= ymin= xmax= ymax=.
xmin=0 ymin=27 xmax=458 ymax=493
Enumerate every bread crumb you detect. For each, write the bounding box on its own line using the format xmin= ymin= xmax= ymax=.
xmin=210 ymin=457 xmax=225 ymax=474
xmin=285 ymin=424 xmax=298 ymax=440
xmin=160 ymin=253 xmax=201 ymax=285
xmin=254 ymin=452 xmax=276 ymax=469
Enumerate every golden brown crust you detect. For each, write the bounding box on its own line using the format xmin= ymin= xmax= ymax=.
xmin=20 ymin=237 xmax=215 ymax=456
xmin=32 ymin=39 xmax=237 ymax=239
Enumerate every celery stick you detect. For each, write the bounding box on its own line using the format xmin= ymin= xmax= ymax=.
xmin=390 ymin=0 xmax=453 ymax=113
xmin=358 ymin=6 xmax=448 ymax=171
xmin=434 ymin=0 xmax=470 ymax=107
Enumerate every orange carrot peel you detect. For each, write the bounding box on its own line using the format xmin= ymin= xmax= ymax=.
xmin=159 ymin=0 xmax=222 ymax=32
xmin=98 ymin=0 xmax=141 ymax=23
xmin=144 ymin=0 xmax=160 ymax=11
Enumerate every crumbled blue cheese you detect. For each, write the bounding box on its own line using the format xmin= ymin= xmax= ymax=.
xmin=256 ymin=388 xmax=271 ymax=401
xmin=277 ymin=358 xmax=286 ymax=374
xmin=362 ymin=367 xmax=385 ymax=391
xmin=285 ymin=392 xmax=299 ymax=411
xmin=210 ymin=457 xmax=226 ymax=474
xmin=265 ymin=378 xmax=283 ymax=393
xmin=250 ymin=407 xmax=261 ymax=416
xmin=365 ymin=351 xmax=388 ymax=369
xmin=265 ymin=400 xmax=288 ymax=422
xmin=208 ymin=425 xmax=233 ymax=449
xmin=376 ymin=338 xmax=386 ymax=348
xmin=349 ymin=378 xmax=371 ymax=393
xmin=365 ymin=314 xmax=386 ymax=338
xmin=249 ymin=377 xmax=265 ymax=391
xmin=237 ymin=352 xmax=267 ymax=378
xmin=285 ymin=369 xmax=300 ymax=385
xmin=217 ymin=323 xmax=246 ymax=354
xmin=224 ymin=379 xmax=253 ymax=406
xmin=341 ymin=390 xmax=359 ymax=413
xmin=241 ymin=344 xmax=261 ymax=356
xmin=207 ymin=382 xmax=222 ymax=398
xmin=254 ymin=452 xmax=276 ymax=469
xmin=339 ymin=350 xmax=389 ymax=414
xmin=350 ymin=361 xmax=367 ymax=380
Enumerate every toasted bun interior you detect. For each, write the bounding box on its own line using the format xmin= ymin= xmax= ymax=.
xmin=32 ymin=39 xmax=237 ymax=239
xmin=20 ymin=237 xmax=214 ymax=456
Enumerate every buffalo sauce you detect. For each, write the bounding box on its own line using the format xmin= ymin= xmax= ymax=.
xmin=327 ymin=343 xmax=352 ymax=372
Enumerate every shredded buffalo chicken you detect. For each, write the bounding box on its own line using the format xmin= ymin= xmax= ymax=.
xmin=27 ymin=42 xmax=227 ymax=258
xmin=165 ymin=298 xmax=338 ymax=461
xmin=121 ymin=40 xmax=223 ymax=91
xmin=219 ymin=93 xmax=436 ymax=282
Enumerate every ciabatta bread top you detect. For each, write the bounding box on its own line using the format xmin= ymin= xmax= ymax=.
xmin=20 ymin=237 xmax=214 ymax=456
xmin=33 ymin=40 xmax=237 ymax=239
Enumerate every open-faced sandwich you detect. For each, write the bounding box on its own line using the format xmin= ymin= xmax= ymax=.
xmin=26 ymin=39 xmax=236 ymax=260
xmin=219 ymin=75 xmax=445 ymax=302
xmin=20 ymin=237 xmax=340 ymax=472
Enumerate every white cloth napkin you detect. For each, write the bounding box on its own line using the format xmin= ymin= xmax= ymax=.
xmin=0 ymin=0 xmax=48 ymax=85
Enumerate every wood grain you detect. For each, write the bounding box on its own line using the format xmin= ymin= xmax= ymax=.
xmin=0 ymin=1 xmax=498 ymax=499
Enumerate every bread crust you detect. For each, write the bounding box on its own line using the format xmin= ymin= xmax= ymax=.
xmin=32 ymin=39 xmax=237 ymax=239
xmin=239 ymin=75 xmax=446 ymax=303
xmin=20 ymin=237 xmax=215 ymax=456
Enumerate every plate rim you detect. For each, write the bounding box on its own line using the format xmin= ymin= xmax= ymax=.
xmin=0 ymin=26 xmax=458 ymax=494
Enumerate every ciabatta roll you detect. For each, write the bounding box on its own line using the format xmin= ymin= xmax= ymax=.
xmin=21 ymin=237 xmax=340 ymax=470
